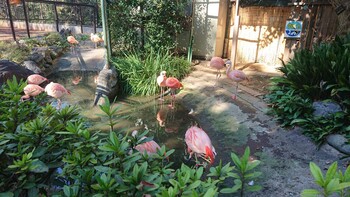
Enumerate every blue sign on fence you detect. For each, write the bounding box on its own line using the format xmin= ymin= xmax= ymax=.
xmin=285 ymin=20 xmax=303 ymax=38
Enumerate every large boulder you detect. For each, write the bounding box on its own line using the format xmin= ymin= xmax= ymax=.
xmin=0 ymin=59 xmax=34 ymax=86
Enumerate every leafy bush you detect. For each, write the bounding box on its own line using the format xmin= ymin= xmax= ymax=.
xmin=278 ymin=34 xmax=350 ymax=107
xmin=0 ymin=41 xmax=31 ymax=64
xmin=0 ymin=77 xmax=262 ymax=196
xmin=265 ymin=77 xmax=314 ymax=127
xmin=44 ymin=32 xmax=68 ymax=47
xmin=266 ymin=33 xmax=350 ymax=143
xmin=302 ymin=161 xmax=350 ymax=197
xmin=112 ymin=48 xmax=192 ymax=96
xmin=108 ymin=0 xmax=190 ymax=55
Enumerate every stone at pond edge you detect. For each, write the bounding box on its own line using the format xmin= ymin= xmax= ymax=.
xmin=312 ymin=101 xmax=342 ymax=117
xmin=23 ymin=60 xmax=42 ymax=74
xmin=0 ymin=59 xmax=34 ymax=86
xmin=327 ymin=134 xmax=350 ymax=155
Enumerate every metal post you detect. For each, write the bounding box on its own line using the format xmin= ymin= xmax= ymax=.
xmin=22 ymin=0 xmax=30 ymax=38
xmin=101 ymin=0 xmax=111 ymax=64
xmin=79 ymin=6 xmax=83 ymax=33
xmin=93 ymin=4 xmax=97 ymax=33
xmin=187 ymin=0 xmax=195 ymax=63
xmin=6 ymin=0 xmax=16 ymax=41
xmin=53 ymin=3 xmax=59 ymax=32
xmin=230 ymin=0 xmax=240 ymax=69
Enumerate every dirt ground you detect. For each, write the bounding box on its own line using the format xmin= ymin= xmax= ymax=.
xmin=177 ymin=61 xmax=350 ymax=197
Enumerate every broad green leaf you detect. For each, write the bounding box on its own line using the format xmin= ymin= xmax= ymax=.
xmin=29 ymin=160 xmax=48 ymax=173
xmin=301 ymin=189 xmax=321 ymax=197
xmin=309 ymin=162 xmax=324 ymax=186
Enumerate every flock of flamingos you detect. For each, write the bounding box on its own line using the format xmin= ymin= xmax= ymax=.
xmin=19 ymin=33 xmax=248 ymax=166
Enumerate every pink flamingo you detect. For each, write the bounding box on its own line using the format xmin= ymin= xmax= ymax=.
xmin=90 ymin=33 xmax=103 ymax=48
xmin=44 ymin=82 xmax=71 ymax=109
xmin=165 ymin=77 xmax=183 ymax=108
xmin=27 ymin=74 xmax=48 ymax=85
xmin=185 ymin=125 xmax=216 ymax=164
xmin=225 ymin=59 xmax=249 ymax=100
xmin=132 ymin=130 xmax=161 ymax=156
xmin=67 ymin=35 xmax=79 ymax=53
xmin=156 ymin=71 xmax=167 ymax=101
xmin=21 ymin=84 xmax=44 ymax=101
xmin=210 ymin=56 xmax=226 ymax=84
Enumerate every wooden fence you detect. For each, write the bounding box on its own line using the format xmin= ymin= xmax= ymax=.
xmin=226 ymin=2 xmax=339 ymax=66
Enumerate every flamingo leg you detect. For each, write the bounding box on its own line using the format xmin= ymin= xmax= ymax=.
xmin=232 ymin=82 xmax=238 ymax=100
xmin=57 ymin=99 xmax=62 ymax=110
xmin=159 ymin=87 xmax=164 ymax=101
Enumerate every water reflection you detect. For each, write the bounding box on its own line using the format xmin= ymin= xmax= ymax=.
xmin=48 ymin=71 xmax=199 ymax=167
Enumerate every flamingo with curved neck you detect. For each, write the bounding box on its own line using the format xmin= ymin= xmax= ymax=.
xmin=225 ymin=59 xmax=249 ymax=100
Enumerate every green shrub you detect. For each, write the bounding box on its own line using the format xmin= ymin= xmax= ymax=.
xmin=0 ymin=41 xmax=31 ymax=64
xmin=0 ymin=77 xmax=262 ymax=196
xmin=278 ymin=33 xmax=350 ymax=106
xmin=112 ymin=48 xmax=192 ymax=96
xmin=108 ymin=0 xmax=190 ymax=55
xmin=265 ymin=77 xmax=313 ymax=127
xmin=302 ymin=161 xmax=350 ymax=197
xmin=266 ymin=33 xmax=350 ymax=143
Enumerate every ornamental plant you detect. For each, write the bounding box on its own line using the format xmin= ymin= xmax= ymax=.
xmin=0 ymin=77 xmax=261 ymax=196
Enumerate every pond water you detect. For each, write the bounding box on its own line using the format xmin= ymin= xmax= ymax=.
xmin=48 ymin=71 xmax=202 ymax=167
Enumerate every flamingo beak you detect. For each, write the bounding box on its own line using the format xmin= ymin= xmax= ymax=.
xmin=206 ymin=146 xmax=215 ymax=164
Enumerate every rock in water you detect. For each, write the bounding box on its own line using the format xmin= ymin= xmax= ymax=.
xmin=0 ymin=59 xmax=34 ymax=86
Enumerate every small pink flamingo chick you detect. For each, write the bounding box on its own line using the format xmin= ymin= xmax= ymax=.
xmin=21 ymin=84 xmax=45 ymax=101
xmin=27 ymin=74 xmax=48 ymax=85
xmin=44 ymin=82 xmax=71 ymax=109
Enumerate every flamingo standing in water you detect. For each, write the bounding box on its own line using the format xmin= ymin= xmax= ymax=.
xmin=210 ymin=57 xmax=226 ymax=84
xmin=67 ymin=35 xmax=79 ymax=54
xmin=156 ymin=71 xmax=167 ymax=101
xmin=225 ymin=59 xmax=249 ymax=100
xmin=132 ymin=130 xmax=161 ymax=156
xmin=165 ymin=77 xmax=183 ymax=108
xmin=44 ymin=82 xmax=71 ymax=109
xmin=90 ymin=33 xmax=103 ymax=48
xmin=185 ymin=126 xmax=216 ymax=165
xmin=21 ymin=84 xmax=45 ymax=101
xmin=27 ymin=74 xmax=48 ymax=85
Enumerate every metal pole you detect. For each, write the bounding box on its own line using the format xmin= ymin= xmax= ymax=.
xmin=79 ymin=6 xmax=83 ymax=33
xmin=93 ymin=4 xmax=97 ymax=33
xmin=53 ymin=3 xmax=59 ymax=32
xmin=230 ymin=0 xmax=240 ymax=69
xmin=6 ymin=0 xmax=16 ymax=41
xmin=22 ymin=0 xmax=30 ymax=38
xmin=101 ymin=0 xmax=111 ymax=65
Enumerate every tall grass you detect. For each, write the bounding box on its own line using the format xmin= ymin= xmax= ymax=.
xmin=112 ymin=48 xmax=191 ymax=96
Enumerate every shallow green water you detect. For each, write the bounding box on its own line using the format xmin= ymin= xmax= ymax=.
xmin=48 ymin=71 xmax=201 ymax=166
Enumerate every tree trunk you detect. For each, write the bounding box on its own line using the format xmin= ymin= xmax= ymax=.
xmin=328 ymin=0 xmax=350 ymax=35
